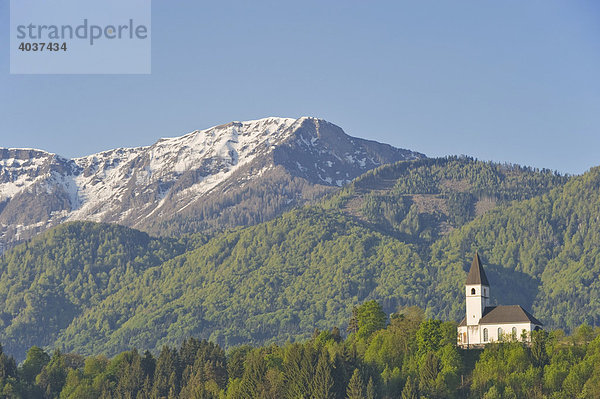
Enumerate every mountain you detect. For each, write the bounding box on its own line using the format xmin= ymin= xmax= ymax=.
xmin=0 ymin=156 xmax=577 ymax=360
xmin=0 ymin=117 xmax=424 ymax=251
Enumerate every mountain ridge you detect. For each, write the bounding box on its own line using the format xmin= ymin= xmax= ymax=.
xmin=0 ymin=117 xmax=424 ymax=250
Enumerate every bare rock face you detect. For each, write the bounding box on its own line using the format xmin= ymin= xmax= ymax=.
xmin=0 ymin=117 xmax=424 ymax=249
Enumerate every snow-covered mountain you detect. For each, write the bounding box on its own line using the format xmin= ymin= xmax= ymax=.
xmin=0 ymin=117 xmax=424 ymax=249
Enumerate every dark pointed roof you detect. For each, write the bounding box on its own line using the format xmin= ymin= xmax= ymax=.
xmin=466 ymin=252 xmax=489 ymax=286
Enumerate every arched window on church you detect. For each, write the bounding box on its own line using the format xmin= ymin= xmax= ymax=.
xmin=498 ymin=327 xmax=503 ymax=341
xmin=483 ymin=328 xmax=488 ymax=342
xmin=471 ymin=288 xmax=476 ymax=295
xmin=512 ymin=327 xmax=517 ymax=340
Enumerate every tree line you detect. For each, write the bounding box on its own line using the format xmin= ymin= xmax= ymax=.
xmin=1 ymin=301 xmax=599 ymax=398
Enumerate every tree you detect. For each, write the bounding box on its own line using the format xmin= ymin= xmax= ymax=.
xmin=238 ymin=350 xmax=268 ymax=398
xmin=575 ymin=323 xmax=594 ymax=345
xmin=36 ymin=350 xmax=67 ymax=399
xmin=416 ymin=319 xmax=443 ymax=355
xmin=418 ymin=352 xmax=440 ymax=397
xmin=531 ymin=330 xmax=549 ymax=368
xmin=0 ymin=344 xmax=17 ymax=381
xmin=20 ymin=346 xmax=50 ymax=383
xmin=228 ymin=345 xmax=252 ymax=381
xmin=312 ymin=349 xmax=334 ymax=399
xmin=482 ymin=385 xmax=501 ymax=399
xmin=152 ymin=346 xmax=180 ymax=398
xmin=401 ymin=376 xmax=418 ymax=399
xmin=346 ymin=369 xmax=365 ymax=399
xmin=366 ymin=377 xmax=376 ymax=399
xmin=347 ymin=307 xmax=359 ymax=335
xmin=356 ymin=301 xmax=387 ymax=340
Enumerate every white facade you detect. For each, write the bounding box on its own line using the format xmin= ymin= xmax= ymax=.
xmin=457 ymin=253 xmax=543 ymax=348
xmin=458 ymin=322 xmax=535 ymax=346
xmin=465 ymin=283 xmax=489 ymax=325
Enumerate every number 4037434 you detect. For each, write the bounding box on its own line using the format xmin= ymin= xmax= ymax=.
xmin=18 ymin=42 xmax=67 ymax=52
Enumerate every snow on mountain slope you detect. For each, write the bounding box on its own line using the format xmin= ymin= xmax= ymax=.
xmin=0 ymin=117 xmax=424 ymax=249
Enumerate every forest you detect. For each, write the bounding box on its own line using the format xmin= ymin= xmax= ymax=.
xmin=1 ymin=301 xmax=599 ymax=399
xmin=0 ymin=158 xmax=599 ymax=364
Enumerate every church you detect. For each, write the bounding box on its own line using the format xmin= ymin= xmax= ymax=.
xmin=457 ymin=253 xmax=543 ymax=348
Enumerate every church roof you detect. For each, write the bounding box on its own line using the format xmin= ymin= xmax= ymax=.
xmin=480 ymin=305 xmax=543 ymax=325
xmin=458 ymin=305 xmax=543 ymax=327
xmin=466 ymin=252 xmax=489 ymax=286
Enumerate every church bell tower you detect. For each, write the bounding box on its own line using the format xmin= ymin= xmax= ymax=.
xmin=465 ymin=252 xmax=490 ymax=326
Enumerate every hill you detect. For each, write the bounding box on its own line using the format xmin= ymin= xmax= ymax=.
xmin=0 ymin=222 xmax=200 ymax=358
xmin=1 ymin=157 xmax=585 ymax=360
xmin=324 ymin=156 xmax=567 ymax=249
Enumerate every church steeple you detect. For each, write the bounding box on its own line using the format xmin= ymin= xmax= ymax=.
xmin=465 ymin=252 xmax=490 ymax=326
xmin=466 ymin=252 xmax=489 ymax=286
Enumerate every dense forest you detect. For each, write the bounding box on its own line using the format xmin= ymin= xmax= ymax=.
xmin=1 ymin=302 xmax=599 ymax=399
xmin=324 ymin=157 xmax=568 ymax=248
xmin=1 ymin=157 xmax=599 ymax=363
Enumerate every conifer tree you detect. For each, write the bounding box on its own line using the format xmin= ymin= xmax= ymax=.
xmin=346 ymin=369 xmax=366 ymax=399
xmin=401 ymin=376 xmax=418 ymax=399
xmin=366 ymin=377 xmax=376 ymax=399
xmin=347 ymin=307 xmax=359 ymax=334
xmin=152 ymin=346 xmax=180 ymax=398
xmin=311 ymin=349 xmax=334 ymax=399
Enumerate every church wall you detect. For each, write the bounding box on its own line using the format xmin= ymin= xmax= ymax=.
xmin=479 ymin=322 xmax=532 ymax=343
xmin=457 ymin=322 xmax=541 ymax=347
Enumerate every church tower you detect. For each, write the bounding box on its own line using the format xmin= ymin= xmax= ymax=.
xmin=465 ymin=252 xmax=490 ymax=326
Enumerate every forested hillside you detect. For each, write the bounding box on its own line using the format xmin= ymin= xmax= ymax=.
xmin=1 ymin=302 xmax=599 ymax=398
xmin=50 ymin=209 xmax=428 ymax=357
xmin=429 ymin=165 xmax=600 ymax=329
xmin=324 ymin=156 xmax=568 ymax=249
xmin=3 ymin=158 xmax=600 ymax=363
xmin=0 ymin=223 xmax=205 ymax=359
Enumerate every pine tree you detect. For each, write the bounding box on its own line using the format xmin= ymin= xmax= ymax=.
xmin=347 ymin=307 xmax=359 ymax=334
xmin=346 ymin=369 xmax=366 ymax=399
xmin=152 ymin=346 xmax=180 ymax=398
xmin=366 ymin=377 xmax=376 ymax=399
xmin=239 ymin=351 xmax=268 ymax=398
xmin=311 ymin=349 xmax=334 ymax=399
xmin=401 ymin=376 xmax=418 ymax=399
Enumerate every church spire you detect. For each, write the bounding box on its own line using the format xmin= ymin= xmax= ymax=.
xmin=466 ymin=252 xmax=489 ymax=286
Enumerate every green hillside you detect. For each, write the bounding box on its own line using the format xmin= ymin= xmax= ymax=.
xmin=53 ymin=208 xmax=427 ymax=356
xmin=0 ymin=222 xmax=200 ymax=359
xmin=3 ymin=157 xmax=599 ymax=361
xmin=324 ymin=156 xmax=567 ymax=248
xmin=429 ymin=165 xmax=600 ymax=329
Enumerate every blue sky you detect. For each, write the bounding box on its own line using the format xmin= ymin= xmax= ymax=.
xmin=1 ymin=1 xmax=599 ymax=174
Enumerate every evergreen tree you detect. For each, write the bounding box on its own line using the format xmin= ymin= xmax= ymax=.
xmin=347 ymin=307 xmax=359 ymax=335
xmin=366 ymin=377 xmax=376 ymax=399
xmin=311 ymin=349 xmax=334 ymax=399
xmin=418 ymin=352 xmax=440 ymax=397
xmin=346 ymin=369 xmax=365 ymax=399
xmin=531 ymin=329 xmax=549 ymax=368
xmin=239 ymin=350 xmax=268 ymax=398
xmin=401 ymin=376 xmax=418 ymax=399
xmin=152 ymin=346 xmax=180 ymax=398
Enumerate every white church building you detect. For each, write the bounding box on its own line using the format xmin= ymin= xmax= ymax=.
xmin=457 ymin=253 xmax=543 ymax=348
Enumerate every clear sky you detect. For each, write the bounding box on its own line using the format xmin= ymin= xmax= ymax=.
xmin=1 ymin=1 xmax=599 ymax=174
